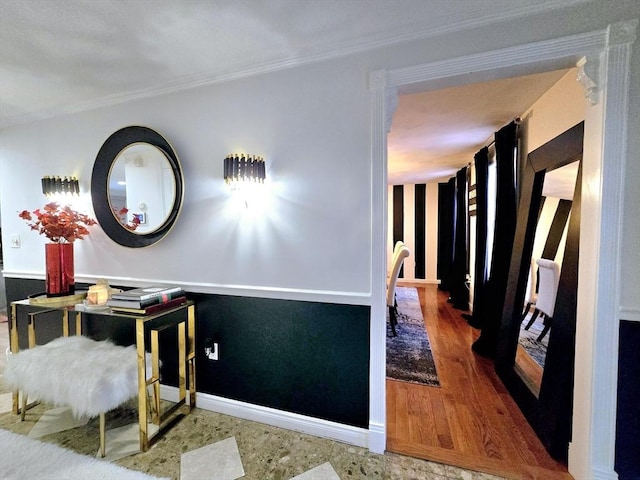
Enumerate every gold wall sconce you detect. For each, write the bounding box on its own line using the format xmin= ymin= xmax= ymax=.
xmin=41 ymin=176 xmax=80 ymax=196
xmin=223 ymin=154 xmax=266 ymax=190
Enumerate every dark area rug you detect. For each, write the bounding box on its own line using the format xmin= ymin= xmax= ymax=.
xmin=519 ymin=310 xmax=549 ymax=368
xmin=386 ymin=287 xmax=440 ymax=387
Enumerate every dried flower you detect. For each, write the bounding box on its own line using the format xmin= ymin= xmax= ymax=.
xmin=115 ymin=207 xmax=140 ymax=231
xmin=19 ymin=202 xmax=97 ymax=243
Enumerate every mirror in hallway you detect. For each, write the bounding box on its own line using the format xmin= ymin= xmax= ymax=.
xmin=514 ymin=160 xmax=579 ymax=396
xmin=495 ymin=121 xmax=583 ymax=461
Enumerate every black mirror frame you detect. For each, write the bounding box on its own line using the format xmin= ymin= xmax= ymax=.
xmin=495 ymin=121 xmax=583 ymax=461
xmin=91 ymin=126 xmax=184 ymax=248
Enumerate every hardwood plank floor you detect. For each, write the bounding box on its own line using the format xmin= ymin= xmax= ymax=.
xmin=387 ymin=283 xmax=572 ymax=479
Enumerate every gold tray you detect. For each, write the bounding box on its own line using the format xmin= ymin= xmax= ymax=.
xmin=29 ymin=291 xmax=87 ymax=306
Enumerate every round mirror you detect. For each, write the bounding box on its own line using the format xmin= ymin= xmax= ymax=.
xmin=92 ymin=126 xmax=184 ymax=248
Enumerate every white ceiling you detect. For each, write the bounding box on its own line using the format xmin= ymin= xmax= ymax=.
xmin=388 ymin=69 xmax=571 ymax=185
xmin=0 ymin=0 xmax=586 ymax=187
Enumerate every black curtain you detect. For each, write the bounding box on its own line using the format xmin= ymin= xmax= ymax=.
xmin=437 ymin=179 xmax=455 ymax=291
xmin=473 ymin=121 xmax=519 ymax=358
xmin=469 ymin=147 xmax=489 ymax=328
xmin=449 ymin=166 xmax=469 ymax=310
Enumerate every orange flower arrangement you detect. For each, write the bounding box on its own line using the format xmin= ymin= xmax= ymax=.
xmin=19 ymin=202 xmax=97 ymax=243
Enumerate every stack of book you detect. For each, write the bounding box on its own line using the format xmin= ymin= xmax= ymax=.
xmin=107 ymin=286 xmax=187 ymax=315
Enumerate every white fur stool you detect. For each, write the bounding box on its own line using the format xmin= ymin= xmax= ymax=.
xmin=5 ymin=335 xmax=150 ymax=457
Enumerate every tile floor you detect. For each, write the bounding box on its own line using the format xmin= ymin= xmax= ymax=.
xmin=0 ymin=314 xmax=504 ymax=480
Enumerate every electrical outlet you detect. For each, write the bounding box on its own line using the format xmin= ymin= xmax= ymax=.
xmin=204 ymin=339 xmax=219 ymax=361
xmin=209 ymin=343 xmax=219 ymax=360
xmin=10 ymin=234 xmax=21 ymax=248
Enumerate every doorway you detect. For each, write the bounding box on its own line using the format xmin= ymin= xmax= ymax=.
xmin=384 ymin=69 xmax=582 ymax=476
xmin=369 ymin=22 xmax=634 ymax=479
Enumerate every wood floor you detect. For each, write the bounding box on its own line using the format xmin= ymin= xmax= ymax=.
xmin=387 ymin=283 xmax=572 ymax=479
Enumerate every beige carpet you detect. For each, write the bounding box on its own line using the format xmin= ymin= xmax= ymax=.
xmin=0 ymin=428 xmax=167 ymax=480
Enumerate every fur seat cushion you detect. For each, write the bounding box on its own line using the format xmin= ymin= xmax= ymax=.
xmin=5 ymin=336 xmax=150 ymax=418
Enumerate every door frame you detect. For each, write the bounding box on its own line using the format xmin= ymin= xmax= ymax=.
xmin=368 ymin=20 xmax=636 ymax=479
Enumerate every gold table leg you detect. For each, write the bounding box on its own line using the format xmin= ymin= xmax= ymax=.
xmin=188 ymin=304 xmax=196 ymax=408
xmin=150 ymin=329 xmax=161 ymax=425
xmin=136 ymin=318 xmax=148 ymax=452
xmin=178 ymin=320 xmax=186 ymax=404
xmin=10 ymin=303 xmax=19 ymax=415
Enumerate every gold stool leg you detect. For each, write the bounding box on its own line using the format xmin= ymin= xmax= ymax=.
xmin=100 ymin=412 xmax=106 ymax=457
xmin=146 ymin=386 xmax=160 ymax=424
xmin=20 ymin=392 xmax=27 ymax=421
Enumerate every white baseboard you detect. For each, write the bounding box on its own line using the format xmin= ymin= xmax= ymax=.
xmin=367 ymin=420 xmax=385 ymax=454
xmin=160 ymin=385 xmax=369 ymax=449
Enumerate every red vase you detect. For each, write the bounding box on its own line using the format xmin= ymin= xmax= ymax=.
xmin=45 ymin=243 xmax=75 ymax=297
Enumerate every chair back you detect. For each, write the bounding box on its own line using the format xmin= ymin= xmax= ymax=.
xmin=388 ymin=241 xmax=405 ymax=276
xmin=525 ymin=258 xmax=539 ymax=304
xmin=393 ymin=241 xmax=404 ymax=259
xmin=387 ymin=244 xmax=410 ymax=307
xmin=535 ymin=258 xmax=561 ymax=317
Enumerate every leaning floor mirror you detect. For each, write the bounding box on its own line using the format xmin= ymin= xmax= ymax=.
xmin=495 ymin=121 xmax=583 ymax=462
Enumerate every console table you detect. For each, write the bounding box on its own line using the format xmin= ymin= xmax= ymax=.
xmin=8 ymin=296 xmax=196 ymax=452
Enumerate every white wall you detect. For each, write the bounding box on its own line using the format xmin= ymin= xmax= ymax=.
xmin=0 ymin=59 xmax=374 ymax=302
xmin=522 ymin=68 xmax=585 ymax=152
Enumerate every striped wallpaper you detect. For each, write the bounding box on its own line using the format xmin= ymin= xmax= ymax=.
xmin=387 ymin=183 xmax=570 ymax=288
xmin=387 ymin=183 xmax=439 ymax=282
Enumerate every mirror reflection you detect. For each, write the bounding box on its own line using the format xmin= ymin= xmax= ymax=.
xmin=108 ymin=143 xmax=177 ymax=234
xmin=514 ymin=160 xmax=580 ymax=396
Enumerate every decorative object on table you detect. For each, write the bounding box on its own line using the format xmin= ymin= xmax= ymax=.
xmin=86 ymin=284 xmax=109 ymax=306
xmin=19 ymin=202 xmax=97 ymax=297
xmin=83 ymin=279 xmax=120 ymax=311
xmin=107 ymin=285 xmax=186 ymax=313
xmin=386 ymin=287 xmax=440 ymax=387
xmin=85 ymin=279 xmax=119 ymax=305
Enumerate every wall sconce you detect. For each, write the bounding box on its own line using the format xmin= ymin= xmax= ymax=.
xmin=41 ymin=176 xmax=80 ymax=196
xmin=223 ymin=154 xmax=266 ymax=190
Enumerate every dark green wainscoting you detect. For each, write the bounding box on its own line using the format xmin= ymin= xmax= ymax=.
xmin=5 ymin=279 xmax=371 ymax=429
xmin=190 ymin=293 xmax=370 ymax=428
xmin=616 ymin=320 xmax=640 ymax=479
